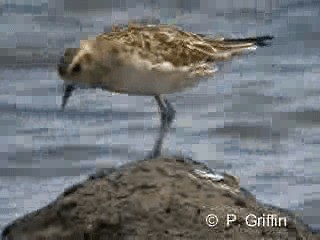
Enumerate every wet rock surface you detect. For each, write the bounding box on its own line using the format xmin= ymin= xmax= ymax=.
xmin=2 ymin=157 xmax=320 ymax=240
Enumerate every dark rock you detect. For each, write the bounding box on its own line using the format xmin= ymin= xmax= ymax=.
xmin=2 ymin=157 xmax=320 ymax=240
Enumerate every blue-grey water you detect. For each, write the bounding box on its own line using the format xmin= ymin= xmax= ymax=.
xmin=1 ymin=0 xmax=320 ymax=232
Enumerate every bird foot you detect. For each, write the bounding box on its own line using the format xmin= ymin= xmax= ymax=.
xmin=145 ymin=149 xmax=161 ymax=159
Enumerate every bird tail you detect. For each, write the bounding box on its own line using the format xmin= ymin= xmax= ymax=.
xmin=205 ymin=35 xmax=274 ymax=61
xmin=222 ymin=35 xmax=274 ymax=47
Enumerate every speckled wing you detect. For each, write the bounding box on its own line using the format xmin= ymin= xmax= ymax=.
xmin=97 ymin=24 xmax=272 ymax=72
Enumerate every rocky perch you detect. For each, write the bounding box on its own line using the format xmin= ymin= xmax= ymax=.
xmin=2 ymin=157 xmax=320 ymax=240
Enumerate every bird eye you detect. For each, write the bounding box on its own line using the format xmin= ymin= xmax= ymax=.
xmin=72 ymin=64 xmax=81 ymax=73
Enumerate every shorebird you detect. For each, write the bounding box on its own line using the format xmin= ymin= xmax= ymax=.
xmin=57 ymin=23 xmax=273 ymax=157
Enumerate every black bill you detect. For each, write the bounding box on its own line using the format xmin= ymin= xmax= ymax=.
xmin=61 ymin=84 xmax=75 ymax=110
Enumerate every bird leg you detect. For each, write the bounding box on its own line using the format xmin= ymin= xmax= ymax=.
xmin=162 ymin=97 xmax=176 ymax=128
xmin=148 ymin=95 xmax=176 ymax=158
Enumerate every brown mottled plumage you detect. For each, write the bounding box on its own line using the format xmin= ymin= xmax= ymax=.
xmin=98 ymin=23 xmax=265 ymax=68
xmin=58 ymin=23 xmax=273 ymax=95
xmin=57 ymin=23 xmax=273 ymax=157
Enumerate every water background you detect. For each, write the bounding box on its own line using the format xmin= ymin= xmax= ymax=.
xmin=1 ymin=0 xmax=320 ymax=231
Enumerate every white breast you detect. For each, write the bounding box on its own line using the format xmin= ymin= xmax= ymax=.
xmin=101 ymin=54 xmax=215 ymax=95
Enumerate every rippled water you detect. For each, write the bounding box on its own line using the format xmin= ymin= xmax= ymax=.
xmin=1 ymin=0 xmax=320 ymax=231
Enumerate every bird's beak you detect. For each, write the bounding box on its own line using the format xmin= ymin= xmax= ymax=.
xmin=61 ymin=84 xmax=75 ymax=110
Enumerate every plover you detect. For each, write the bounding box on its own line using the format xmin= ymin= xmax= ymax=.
xmin=57 ymin=23 xmax=273 ymax=157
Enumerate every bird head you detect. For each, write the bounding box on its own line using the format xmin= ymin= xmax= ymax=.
xmin=57 ymin=39 xmax=107 ymax=110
